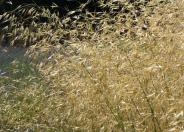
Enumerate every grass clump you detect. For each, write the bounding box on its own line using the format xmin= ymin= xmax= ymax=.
xmin=0 ymin=0 xmax=184 ymax=131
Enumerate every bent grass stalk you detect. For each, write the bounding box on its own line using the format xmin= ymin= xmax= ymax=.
xmin=124 ymin=50 xmax=162 ymax=132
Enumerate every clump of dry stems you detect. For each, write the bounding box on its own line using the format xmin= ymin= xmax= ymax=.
xmin=0 ymin=0 xmax=184 ymax=131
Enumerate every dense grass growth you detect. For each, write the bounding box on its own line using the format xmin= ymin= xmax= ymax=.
xmin=0 ymin=0 xmax=184 ymax=131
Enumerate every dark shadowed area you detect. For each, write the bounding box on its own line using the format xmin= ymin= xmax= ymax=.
xmin=0 ymin=46 xmax=27 ymax=77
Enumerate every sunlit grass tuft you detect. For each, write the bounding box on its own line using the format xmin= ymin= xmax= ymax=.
xmin=0 ymin=0 xmax=184 ymax=131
